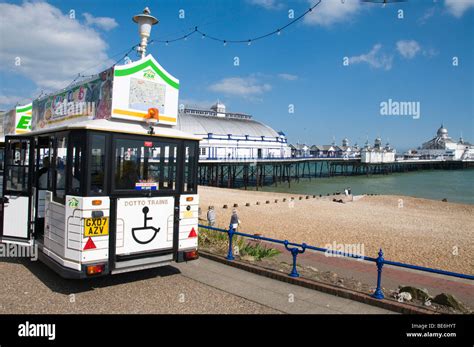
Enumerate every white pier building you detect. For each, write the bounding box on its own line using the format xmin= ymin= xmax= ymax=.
xmin=417 ymin=125 xmax=474 ymax=160
xmin=175 ymin=102 xmax=290 ymax=160
xmin=361 ymin=137 xmax=396 ymax=163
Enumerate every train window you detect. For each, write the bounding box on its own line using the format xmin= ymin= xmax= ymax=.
xmin=0 ymin=147 xmax=5 ymax=197
xmin=0 ymin=146 xmax=4 ymax=196
xmin=184 ymin=142 xmax=198 ymax=193
xmin=36 ymin=136 xmax=52 ymax=190
xmin=53 ymin=134 xmax=68 ymax=203
xmin=162 ymin=144 xmax=177 ymax=190
xmin=0 ymin=146 xmax=4 ymax=172
xmin=114 ymin=136 xmax=177 ymax=192
xmin=69 ymin=135 xmax=83 ymax=195
xmin=89 ymin=134 xmax=106 ymax=194
xmin=5 ymin=139 xmax=30 ymax=193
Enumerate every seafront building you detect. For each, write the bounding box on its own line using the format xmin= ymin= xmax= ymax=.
xmin=292 ymin=138 xmax=361 ymax=158
xmin=413 ymin=125 xmax=474 ymax=160
xmin=290 ymin=143 xmax=310 ymax=157
xmin=360 ymin=137 xmax=396 ymax=163
xmin=339 ymin=138 xmax=360 ymax=158
xmin=174 ymin=102 xmax=290 ymax=160
xmin=310 ymin=144 xmax=338 ymax=158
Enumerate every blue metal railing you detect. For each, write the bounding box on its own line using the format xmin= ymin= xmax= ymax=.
xmin=198 ymin=224 xmax=474 ymax=300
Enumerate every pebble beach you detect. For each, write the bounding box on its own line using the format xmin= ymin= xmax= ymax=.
xmin=198 ymin=186 xmax=474 ymax=275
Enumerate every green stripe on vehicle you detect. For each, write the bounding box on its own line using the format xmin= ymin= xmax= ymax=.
xmin=16 ymin=105 xmax=32 ymax=113
xmin=114 ymin=60 xmax=180 ymax=89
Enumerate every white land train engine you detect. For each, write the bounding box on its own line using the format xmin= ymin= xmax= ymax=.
xmin=0 ymin=55 xmax=201 ymax=278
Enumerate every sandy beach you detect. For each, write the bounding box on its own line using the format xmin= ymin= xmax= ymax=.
xmin=198 ymin=186 xmax=474 ymax=275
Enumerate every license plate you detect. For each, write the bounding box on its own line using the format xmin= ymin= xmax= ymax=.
xmin=84 ymin=217 xmax=109 ymax=237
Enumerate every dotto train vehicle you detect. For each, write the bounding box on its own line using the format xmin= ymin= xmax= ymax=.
xmin=0 ymin=55 xmax=201 ymax=278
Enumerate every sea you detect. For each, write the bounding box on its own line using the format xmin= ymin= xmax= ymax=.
xmin=254 ymin=168 xmax=474 ymax=205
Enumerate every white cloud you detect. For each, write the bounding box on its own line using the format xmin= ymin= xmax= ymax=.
xmin=396 ymin=40 xmax=421 ymax=59
xmin=278 ymin=73 xmax=298 ymax=81
xmin=396 ymin=40 xmax=438 ymax=59
xmin=83 ymin=13 xmax=118 ymax=31
xmin=445 ymin=0 xmax=474 ymax=17
xmin=418 ymin=7 xmax=436 ymax=24
xmin=0 ymin=2 xmax=113 ymax=91
xmin=304 ymin=0 xmax=361 ymax=26
xmin=209 ymin=76 xmax=271 ymax=100
xmin=247 ymin=0 xmax=284 ymax=10
xmin=348 ymin=44 xmax=393 ymax=71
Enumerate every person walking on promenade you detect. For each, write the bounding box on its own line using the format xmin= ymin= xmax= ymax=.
xmin=230 ymin=208 xmax=241 ymax=231
xmin=207 ymin=206 xmax=216 ymax=227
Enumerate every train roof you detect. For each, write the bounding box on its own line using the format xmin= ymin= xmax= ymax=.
xmin=13 ymin=118 xmax=202 ymax=141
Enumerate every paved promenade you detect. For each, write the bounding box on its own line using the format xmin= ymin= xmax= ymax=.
xmin=0 ymin=257 xmax=392 ymax=314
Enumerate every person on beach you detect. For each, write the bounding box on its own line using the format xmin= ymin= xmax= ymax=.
xmin=230 ymin=208 xmax=241 ymax=231
xmin=207 ymin=206 xmax=216 ymax=227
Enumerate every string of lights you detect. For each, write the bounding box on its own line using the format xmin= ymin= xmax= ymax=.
xmin=35 ymin=44 xmax=138 ymax=100
xmin=36 ymin=1 xmax=322 ymax=100
xmin=150 ymin=0 xmax=322 ymax=46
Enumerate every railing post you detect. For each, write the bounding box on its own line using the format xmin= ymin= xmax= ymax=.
xmin=372 ymin=248 xmax=385 ymax=299
xmin=284 ymin=241 xmax=307 ymax=277
xmin=226 ymin=225 xmax=235 ymax=261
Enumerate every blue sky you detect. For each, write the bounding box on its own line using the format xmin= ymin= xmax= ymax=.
xmin=0 ymin=0 xmax=473 ymax=150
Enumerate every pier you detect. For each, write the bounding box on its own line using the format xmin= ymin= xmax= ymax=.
xmin=198 ymin=157 xmax=474 ymax=189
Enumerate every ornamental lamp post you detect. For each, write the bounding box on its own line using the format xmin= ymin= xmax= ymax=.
xmin=133 ymin=7 xmax=158 ymax=59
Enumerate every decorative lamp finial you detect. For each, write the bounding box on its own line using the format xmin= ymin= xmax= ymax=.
xmin=133 ymin=7 xmax=159 ymax=59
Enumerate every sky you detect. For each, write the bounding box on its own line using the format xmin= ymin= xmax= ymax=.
xmin=0 ymin=0 xmax=473 ymax=150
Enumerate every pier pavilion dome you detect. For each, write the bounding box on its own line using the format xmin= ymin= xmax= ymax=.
xmin=437 ymin=124 xmax=449 ymax=139
xmin=177 ymin=111 xmax=280 ymax=138
xmin=417 ymin=124 xmax=474 ymax=160
xmin=422 ymin=124 xmax=456 ymax=150
xmin=175 ymin=103 xmax=290 ymax=160
xmin=210 ymin=101 xmax=226 ymax=116
xmin=374 ymin=137 xmax=382 ymax=148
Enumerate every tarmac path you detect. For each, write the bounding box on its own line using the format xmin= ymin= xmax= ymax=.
xmin=0 ymin=257 xmax=392 ymax=314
